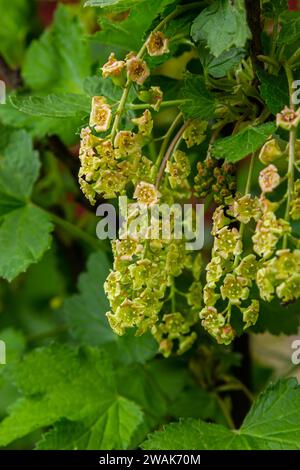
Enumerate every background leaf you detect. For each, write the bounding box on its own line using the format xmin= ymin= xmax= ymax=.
xmin=191 ymin=0 xmax=251 ymax=57
xmin=143 ymin=378 xmax=300 ymax=450
xmin=257 ymin=70 xmax=289 ymax=115
xmin=64 ymin=252 xmax=157 ymax=365
xmin=10 ymin=94 xmax=91 ymax=119
xmin=0 ymin=206 xmax=53 ymax=282
xmin=212 ymin=122 xmax=276 ymax=162
xmin=22 ymin=5 xmax=92 ymax=93
xmin=180 ymin=74 xmax=216 ymax=119
xmin=93 ymin=0 xmax=176 ymax=51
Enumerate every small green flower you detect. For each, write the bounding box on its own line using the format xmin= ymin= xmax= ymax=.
xmin=183 ymin=120 xmax=207 ymax=148
xmin=214 ymin=227 xmax=242 ymax=259
xmin=235 ymin=254 xmax=259 ymax=281
xmin=132 ymin=109 xmax=153 ymax=137
xmin=133 ymin=181 xmax=161 ymax=206
xmin=256 ymin=266 xmax=276 ymax=302
xmin=221 ymin=274 xmax=249 ymax=304
xmin=229 ymin=194 xmax=261 ymax=224
xmin=206 ymin=256 xmax=223 ymax=286
xmin=137 ymin=86 xmax=163 ymax=111
xmin=276 ymin=275 xmax=300 ymax=303
xmin=211 ymin=206 xmax=231 ymax=235
xmin=203 ymin=285 xmax=220 ymax=306
xmin=240 ymin=300 xmax=259 ymax=329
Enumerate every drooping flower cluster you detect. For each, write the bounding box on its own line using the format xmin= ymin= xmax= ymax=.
xmin=253 ymin=113 xmax=300 ymax=304
xmin=200 ymin=196 xmax=262 ymax=344
xmin=104 ymin=192 xmax=201 ymax=356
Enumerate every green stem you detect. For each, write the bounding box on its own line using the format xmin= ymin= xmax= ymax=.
xmin=153 ymin=112 xmax=183 ymax=176
xmin=44 ymin=209 xmax=109 ymax=252
xmin=170 ymin=282 xmax=176 ymax=313
xmin=110 ymin=79 xmax=131 ymax=142
xmin=287 ymin=47 xmax=300 ymax=67
xmin=283 ymin=63 xmax=296 ymax=249
xmin=155 ymin=118 xmax=191 ymax=188
xmin=283 ymin=128 xmax=296 ymax=249
xmin=233 ymin=152 xmax=255 ymax=268
xmin=216 ymin=395 xmax=235 ymax=429
xmin=128 ymin=99 xmax=188 ymax=110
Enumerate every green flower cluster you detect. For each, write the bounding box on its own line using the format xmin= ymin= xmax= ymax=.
xmin=104 ymin=204 xmax=202 ymax=356
xmin=194 ymin=157 xmax=236 ymax=205
xmin=200 ymin=197 xmax=261 ymax=345
xmin=78 ymin=112 xmax=154 ymax=203
xmin=253 ymin=118 xmax=300 ymax=304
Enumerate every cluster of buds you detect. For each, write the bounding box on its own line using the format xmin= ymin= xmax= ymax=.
xmin=194 ymin=157 xmax=236 ymax=204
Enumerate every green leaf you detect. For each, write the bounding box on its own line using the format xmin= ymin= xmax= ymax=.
xmin=0 ymin=102 xmax=83 ymax=145
xmin=143 ymin=378 xmax=300 ymax=450
xmin=191 ymin=0 xmax=251 ymax=57
xmin=180 ymin=74 xmax=216 ymax=119
xmin=93 ymin=0 xmax=176 ymax=51
xmin=0 ymin=346 xmax=143 ymax=449
xmin=0 ymin=130 xmax=53 ymax=281
xmin=257 ymin=70 xmax=289 ymax=115
xmin=0 ymin=130 xmax=40 ymax=215
xmin=212 ymin=122 xmax=276 ymax=162
xmin=200 ymin=47 xmax=245 ymax=78
xmin=37 ymin=397 xmax=142 ymax=450
xmin=0 ymin=0 xmax=32 ymax=68
xmin=0 ymin=206 xmax=53 ymax=282
xmin=64 ymin=252 xmax=157 ymax=364
xmin=10 ymin=94 xmax=91 ymax=119
xmin=278 ymin=12 xmax=300 ymax=45
xmin=22 ymin=5 xmax=92 ymax=93
xmin=252 ymin=300 xmax=300 ymax=336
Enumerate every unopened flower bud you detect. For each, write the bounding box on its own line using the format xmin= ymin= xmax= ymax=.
xmin=259 ymin=138 xmax=286 ymax=165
